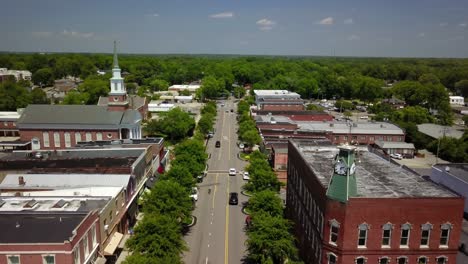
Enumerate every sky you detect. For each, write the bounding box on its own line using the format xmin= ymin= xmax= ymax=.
xmin=1 ymin=0 xmax=468 ymax=57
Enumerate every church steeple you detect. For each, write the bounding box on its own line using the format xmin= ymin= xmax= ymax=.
xmin=113 ymin=40 xmax=119 ymax=69
xmin=326 ymin=145 xmax=358 ymax=203
xmin=107 ymin=41 xmax=129 ymax=111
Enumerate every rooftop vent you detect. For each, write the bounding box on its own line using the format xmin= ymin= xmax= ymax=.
xmin=23 ymin=199 xmax=38 ymax=208
xmin=18 ymin=176 xmax=26 ymax=186
xmin=53 ymin=199 xmax=68 ymax=208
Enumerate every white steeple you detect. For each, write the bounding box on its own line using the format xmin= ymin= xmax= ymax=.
xmin=109 ymin=41 xmax=126 ymax=96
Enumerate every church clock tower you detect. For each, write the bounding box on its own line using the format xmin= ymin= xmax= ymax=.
xmin=326 ymin=145 xmax=358 ymax=203
xmin=107 ymin=41 xmax=129 ymax=111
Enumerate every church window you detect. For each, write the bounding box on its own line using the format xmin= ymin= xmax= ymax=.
xmin=53 ymin=132 xmax=60 ymax=147
xmin=107 ymin=133 xmax=113 ymax=139
xmin=85 ymin=132 xmax=92 ymax=142
xmin=96 ymin=132 xmax=102 ymax=141
xmin=75 ymin=132 xmax=81 ymax=144
xmin=64 ymin=132 xmax=71 ymax=148
xmin=42 ymin=132 xmax=50 ymax=147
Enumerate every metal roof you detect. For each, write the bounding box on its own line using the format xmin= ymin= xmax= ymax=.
xmin=290 ymin=141 xmax=455 ymax=198
xmin=417 ymin=123 xmax=464 ymax=139
xmin=375 ymin=140 xmax=415 ymax=149
xmin=0 ymin=174 xmax=131 ymax=188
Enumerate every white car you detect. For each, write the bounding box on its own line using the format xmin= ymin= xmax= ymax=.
xmin=243 ymin=172 xmax=250 ymax=181
xmin=229 ymin=168 xmax=237 ymax=176
xmin=390 ymin=153 xmax=403 ymax=160
xmin=190 ymin=187 xmax=199 ymax=201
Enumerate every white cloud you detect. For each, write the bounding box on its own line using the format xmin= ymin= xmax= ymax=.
xmin=256 ymin=18 xmax=276 ymax=31
xmin=459 ymin=22 xmax=467 ymax=27
xmin=152 ymin=13 xmax=159 ymax=17
xmin=32 ymin=31 xmax=53 ymax=37
xmin=62 ymin=30 xmax=94 ymax=38
xmin=318 ymin=17 xmax=334 ymax=25
xmin=348 ymin=34 xmax=360 ymax=41
xmin=210 ymin=12 xmax=234 ymax=18
xmin=418 ymin=32 xmax=425 ymax=37
xmin=439 ymin=22 xmax=448 ymax=27
xmin=344 ymin=18 xmax=354 ymax=25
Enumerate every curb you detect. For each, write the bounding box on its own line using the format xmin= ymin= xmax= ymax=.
xmin=241 ymin=190 xmax=253 ymax=197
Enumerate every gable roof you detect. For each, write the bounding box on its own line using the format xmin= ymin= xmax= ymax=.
xmin=17 ymin=105 xmax=141 ymax=129
xmin=98 ymin=95 xmax=146 ymax=111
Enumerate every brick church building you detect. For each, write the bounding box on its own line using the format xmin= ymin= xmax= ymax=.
xmin=17 ymin=42 xmax=144 ymax=150
xmin=286 ymin=140 xmax=464 ymax=264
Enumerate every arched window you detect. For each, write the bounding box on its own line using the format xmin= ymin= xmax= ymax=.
xmin=329 ymin=219 xmax=340 ymax=245
xmin=358 ymin=223 xmax=369 ymax=247
xmin=96 ymin=132 xmax=102 ymax=141
xmin=64 ymin=132 xmax=71 ymax=148
xmin=417 ymin=256 xmax=428 ymax=264
xmin=400 ymin=223 xmax=412 ymax=247
xmin=327 ymin=252 xmax=337 ymax=264
xmin=436 ymin=256 xmax=448 ymax=264
xmin=75 ymin=132 xmax=81 ymax=144
xmin=379 ymin=257 xmax=390 ymax=264
xmin=440 ymin=223 xmax=452 ymax=247
xmin=355 ymin=256 xmax=367 ymax=264
xmin=397 ymin=256 xmax=408 ymax=264
xmin=382 ymin=223 xmax=393 ymax=247
xmin=420 ymin=223 xmax=432 ymax=247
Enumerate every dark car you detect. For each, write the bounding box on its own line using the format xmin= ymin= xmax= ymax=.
xmin=215 ymin=141 xmax=221 ymax=148
xmin=229 ymin=192 xmax=238 ymax=205
xmin=230 ymin=109 xmax=234 ymax=112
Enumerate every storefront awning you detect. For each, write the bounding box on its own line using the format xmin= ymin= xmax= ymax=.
xmin=103 ymin=232 xmax=124 ymax=255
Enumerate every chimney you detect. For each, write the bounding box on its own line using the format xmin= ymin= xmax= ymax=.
xmin=18 ymin=176 xmax=25 ymax=186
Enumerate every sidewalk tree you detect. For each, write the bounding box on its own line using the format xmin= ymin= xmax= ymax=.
xmin=125 ymin=214 xmax=186 ymax=264
xmin=161 ymin=165 xmax=194 ymax=191
xmin=248 ymin=191 xmax=283 ymax=217
xmin=144 ymin=107 xmax=195 ymax=141
xmin=246 ymin=213 xmax=300 ymax=264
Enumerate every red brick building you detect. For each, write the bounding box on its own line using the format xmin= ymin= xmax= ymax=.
xmin=0 ymin=211 xmax=100 ymax=264
xmin=255 ymin=110 xmax=333 ymax=122
xmin=286 ymin=140 xmax=464 ymax=264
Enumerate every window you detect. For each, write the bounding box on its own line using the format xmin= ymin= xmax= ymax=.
xmin=400 ymin=223 xmax=411 ymax=247
xmin=417 ymin=257 xmax=428 ymax=264
xmin=109 ymin=211 xmax=113 ymax=221
xmin=85 ymin=132 xmax=92 ymax=141
xmin=397 ymin=257 xmax=408 ymax=264
xmin=83 ymin=233 xmax=89 ymax=257
xmin=91 ymin=225 xmax=97 ymax=246
xmin=75 ymin=132 xmax=81 ymax=144
xmin=107 ymin=133 xmax=113 ymax=139
xmin=327 ymin=253 xmax=337 ymax=264
xmin=73 ymin=248 xmax=80 ymax=264
xmin=436 ymin=256 xmax=448 ymax=264
xmin=96 ymin=132 xmax=102 ymax=141
xmin=53 ymin=132 xmax=60 ymax=147
xmin=382 ymin=223 xmax=393 ymax=247
xmin=64 ymin=132 xmax=71 ymax=148
xmin=42 ymin=132 xmax=50 ymax=147
xmin=43 ymin=255 xmax=55 ymax=264
xmin=7 ymin=256 xmax=20 ymax=264
xmin=420 ymin=223 xmax=432 ymax=247
xmin=379 ymin=257 xmax=389 ymax=264
xmin=440 ymin=223 xmax=452 ymax=247
xmin=356 ymin=257 xmax=366 ymax=264
xmin=329 ymin=219 xmax=340 ymax=245
xmin=358 ymin=223 xmax=369 ymax=247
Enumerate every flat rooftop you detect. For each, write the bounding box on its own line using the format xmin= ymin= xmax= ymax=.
xmin=291 ymin=141 xmax=455 ymax=198
xmin=0 ymin=174 xmax=131 ymax=188
xmin=417 ymin=123 xmax=464 ymax=139
xmin=254 ymin=90 xmax=301 ymax=97
xmin=0 ymin=213 xmax=87 ymax=243
xmin=434 ymin=164 xmax=468 ymax=183
xmin=0 ymin=195 xmax=110 ymax=212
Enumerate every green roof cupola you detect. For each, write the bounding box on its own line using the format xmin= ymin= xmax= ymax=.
xmin=326 ymin=145 xmax=358 ymax=203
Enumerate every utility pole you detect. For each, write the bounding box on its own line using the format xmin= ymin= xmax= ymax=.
xmin=435 ymin=126 xmax=448 ymax=164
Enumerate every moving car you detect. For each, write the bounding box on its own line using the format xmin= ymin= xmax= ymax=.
xmin=190 ymin=187 xmax=199 ymax=201
xmin=229 ymin=168 xmax=237 ymax=176
xmin=390 ymin=153 xmax=403 ymax=160
xmin=243 ymin=171 xmax=250 ymax=181
xmin=230 ymin=109 xmax=234 ymax=112
xmin=215 ymin=141 xmax=221 ymax=148
xmin=229 ymin=192 xmax=238 ymax=205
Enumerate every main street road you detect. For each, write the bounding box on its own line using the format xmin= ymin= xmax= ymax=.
xmin=183 ymin=98 xmax=248 ymax=264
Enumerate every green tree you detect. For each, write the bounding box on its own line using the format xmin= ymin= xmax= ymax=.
xmin=233 ymin=86 xmax=246 ymax=98
xmin=248 ymin=191 xmax=283 ymax=217
xmin=0 ymin=81 xmax=31 ymax=110
xmin=455 ymin=80 xmax=468 ymax=97
xmin=125 ymin=214 xmax=186 ymax=263
xmin=241 ymin=129 xmax=262 ymax=147
xmin=198 ymin=76 xmax=225 ymax=99
xmin=78 ymin=77 xmax=109 ymax=104
xmin=197 ymin=113 xmax=214 ymax=135
xmin=161 ymin=165 xmax=194 ymax=191
xmin=62 ymin=90 xmax=90 ymax=105
xmin=32 ymin=68 xmax=54 ymax=86
xmin=142 ymin=180 xmax=193 ymax=221
xmin=30 ymin=88 xmax=49 ymax=104
xmin=306 ymin=104 xmax=324 ymax=111
xmin=149 ymin=78 xmax=169 ymax=91
xmin=246 ymin=213 xmax=300 ymax=264
xmin=144 ymin=107 xmax=195 ymax=141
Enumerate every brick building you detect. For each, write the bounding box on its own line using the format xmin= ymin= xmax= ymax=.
xmin=17 ymin=42 xmax=143 ymax=151
xmin=254 ymin=110 xmax=333 ymax=122
xmin=0 ymin=211 xmax=99 ymax=264
xmin=286 ymin=140 xmax=464 ymax=264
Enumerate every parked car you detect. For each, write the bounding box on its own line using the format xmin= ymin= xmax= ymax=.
xmin=207 ymin=131 xmax=214 ymax=138
xmin=215 ymin=141 xmax=221 ymax=148
xmin=360 ymin=115 xmax=369 ymax=119
xmin=230 ymin=109 xmax=234 ymax=112
xmin=229 ymin=168 xmax=237 ymax=176
xmin=190 ymin=187 xmax=199 ymax=201
xmin=390 ymin=153 xmax=403 ymax=160
xmin=229 ymin=192 xmax=238 ymax=205
xmin=243 ymin=172 xmax=250 ymax=181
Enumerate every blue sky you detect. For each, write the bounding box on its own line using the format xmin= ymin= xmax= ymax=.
xmin=1 ymin=0 xmax=468 ymax=57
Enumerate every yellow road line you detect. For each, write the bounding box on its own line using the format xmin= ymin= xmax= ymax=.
xmin=228 ymin=113 xmax=231 ymax=161
xmin=212 ymin=174 xmax=218 ymax=209
xmin=224 ymin=179 xmax=230 ymax=264
xmin=218 ymin=112 xmax=225 ymax=161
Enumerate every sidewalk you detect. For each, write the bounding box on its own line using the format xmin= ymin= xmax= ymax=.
xmin=114 ymin=213 xmax=144 ymax=264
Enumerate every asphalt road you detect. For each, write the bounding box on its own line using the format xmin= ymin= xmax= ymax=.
xmin=183 ymin=98 xmax=248 ymax=264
